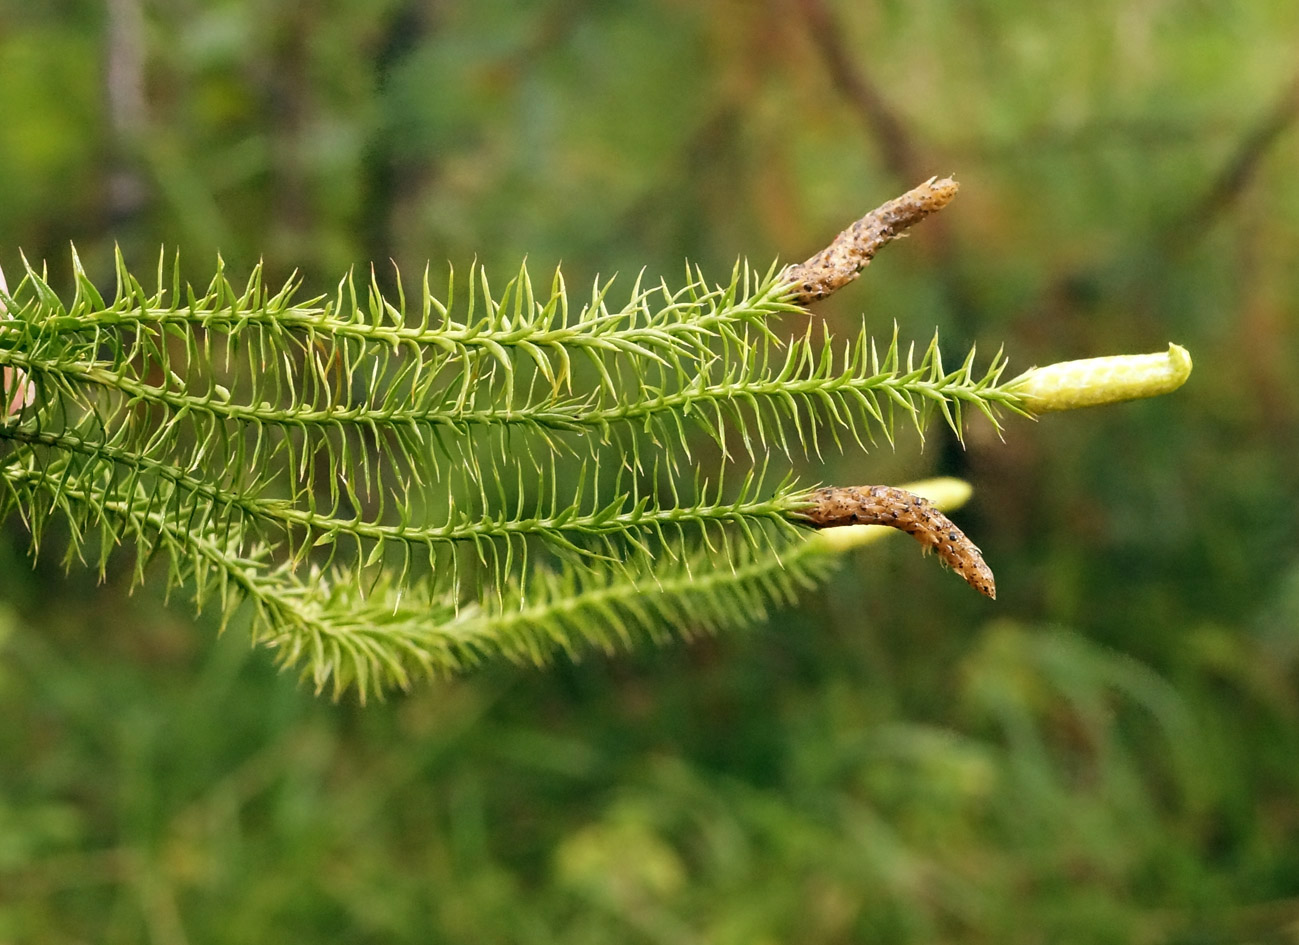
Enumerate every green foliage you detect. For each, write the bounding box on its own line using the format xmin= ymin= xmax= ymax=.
xmin=0 ymin=249 xmax=1022 ymax=700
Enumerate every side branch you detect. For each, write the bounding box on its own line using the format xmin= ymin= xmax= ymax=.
xmin=782 ymin=176 xmax=959 ymax=305
xmin=794 ymin=484 xmax=995 ymax=598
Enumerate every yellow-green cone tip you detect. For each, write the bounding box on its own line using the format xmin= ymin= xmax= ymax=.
xmin=1006 ymin=343 xmax=1192 ymax=413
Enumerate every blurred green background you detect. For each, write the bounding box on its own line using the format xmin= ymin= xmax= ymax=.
xmin=2 ymin=1 xmax=1298 ymax=942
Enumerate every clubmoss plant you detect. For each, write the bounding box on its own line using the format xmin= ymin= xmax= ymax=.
xmin=0 ymin=179 xmax=1192 ymax=701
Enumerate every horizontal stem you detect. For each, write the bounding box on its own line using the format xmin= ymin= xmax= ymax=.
xmin=3 ymin=427 xmax=799 ymax=550
xmin=4 ymin=341 xmax=1015 ymax=444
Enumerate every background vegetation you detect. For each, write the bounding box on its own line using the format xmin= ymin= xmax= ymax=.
xmin=1 ymin=1 xmax=1297 ymax=941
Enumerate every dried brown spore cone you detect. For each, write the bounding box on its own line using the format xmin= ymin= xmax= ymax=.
xmin=798 ymin=484 xmax=996 ymax=599
xmin=781 ymin=176 xmax=959 ymax=305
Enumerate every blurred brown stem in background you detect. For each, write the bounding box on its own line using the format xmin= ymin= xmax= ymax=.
xmin=104 ymin=0 xmax=149 ymax=226
xmin=1177 ymin=68 xmax=1299 ymax=237
xmin=791 ymin=0 xmax=926 ymax=185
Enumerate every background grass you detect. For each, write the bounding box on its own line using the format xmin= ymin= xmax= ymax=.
xmin=2 ymin=1 xmax=1298 ymax=941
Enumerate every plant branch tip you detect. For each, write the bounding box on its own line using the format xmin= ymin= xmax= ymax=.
xmin=1007 ymin=343 xmax=1192 ymax=413
xmin=806 ymin=477 xmax=972 ymax=553
xmin=796 ymin=484 xmax=995 ymax=599
xmin=782 ymin=176 xmax=959 ymax=305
